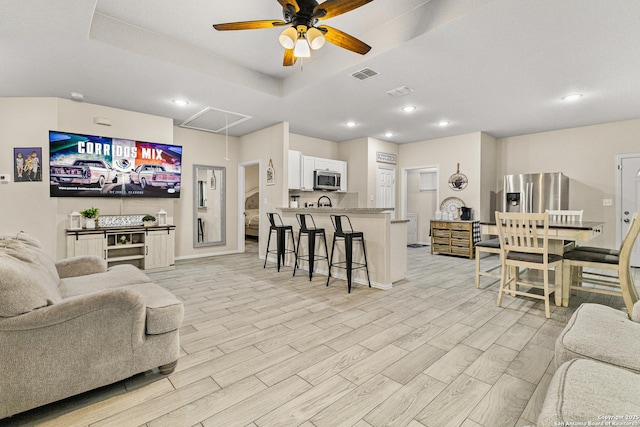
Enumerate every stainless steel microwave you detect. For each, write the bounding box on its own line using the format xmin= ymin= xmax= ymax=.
xmin=314 ymin=170 xmax=341 ymax=191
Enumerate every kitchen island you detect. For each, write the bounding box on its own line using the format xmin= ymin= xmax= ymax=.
xmin=279 ymin=207 xmax=407 ymax=290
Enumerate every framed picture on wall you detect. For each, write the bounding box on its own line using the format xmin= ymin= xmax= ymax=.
xmin=266 ymin=159 xmax=275 ymax=186
xmin=14 ymin=147 xmax=42 ymax=182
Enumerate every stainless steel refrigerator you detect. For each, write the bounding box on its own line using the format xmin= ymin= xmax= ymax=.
xmin=503 ymin=172 xmax=569 ymax=213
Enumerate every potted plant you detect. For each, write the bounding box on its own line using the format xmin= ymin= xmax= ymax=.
xmin=142 ymin=214 xmax=156 ymax=227
xmin=80 ymin=207 xmax=99 ymax=229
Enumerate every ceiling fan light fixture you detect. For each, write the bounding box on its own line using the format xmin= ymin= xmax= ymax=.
xmin=307 ymin=27 xmax=326 ymax=50
xmin=294 ymin=37 xmax=311 ymax=58
xmin=278 ymin=27 xmax=298 ymax=49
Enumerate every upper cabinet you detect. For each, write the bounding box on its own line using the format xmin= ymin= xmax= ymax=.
xmin=288 ymin=150 xmax=347 ymax=192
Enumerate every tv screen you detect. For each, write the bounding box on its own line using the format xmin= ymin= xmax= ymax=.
xmin=49 ymin=131 xmax=182 ymax=198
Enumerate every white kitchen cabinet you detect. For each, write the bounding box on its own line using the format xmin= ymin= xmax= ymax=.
xmin=301 ymin=155 xmax=315 ymax=191
xmin=288 ymin=151 xmax=348 ymax=192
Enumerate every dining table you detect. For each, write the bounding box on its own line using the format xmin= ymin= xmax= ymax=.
xmin=480 ymin=220 xmax=606 ymax=306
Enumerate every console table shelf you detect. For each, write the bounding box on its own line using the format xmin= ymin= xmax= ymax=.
xmin=66 ymin=225 xmax=175 ymax=271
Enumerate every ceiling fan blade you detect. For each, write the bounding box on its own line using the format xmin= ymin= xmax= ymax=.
xmin=213 ymin=20 xmax=287 ymax=31
xmin=283 ymin=48 xmax=297 ymax=66
xmin=314 ymin=0 xmax=374 ymax=20
xmin=318 ymin=25 xmax=371 ymax=55
xmin=278 ymin=0 xmax=300 ymax=13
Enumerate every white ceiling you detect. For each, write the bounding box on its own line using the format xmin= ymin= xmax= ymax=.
xmin=2 ymin=0 xmax=640 ymax=143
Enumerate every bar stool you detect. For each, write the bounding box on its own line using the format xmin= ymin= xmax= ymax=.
xmin=263 ymin=212 xmax=296 ymax=272
xmin=327 ymin=214 xmax=371 ymax=293
xmin=293 ymin=213 xmax=329 ymax=280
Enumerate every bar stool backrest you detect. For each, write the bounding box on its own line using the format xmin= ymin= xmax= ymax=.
xmin=266 ymin=212 xmax=284 ymax=228
xmin=330 ymin=214 xmax=354 ymax=237
xmin=296 ymin=213 xmax=317 ymax=232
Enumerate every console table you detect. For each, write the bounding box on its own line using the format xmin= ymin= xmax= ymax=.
xmin=66 ymin=225 xmax=176 ymax=271
xmin=430 ymin=220 xmax=480 ymax=259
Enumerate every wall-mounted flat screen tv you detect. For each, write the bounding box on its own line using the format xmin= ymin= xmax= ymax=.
xmin=49 ymin=131 xmax=182 ymax=198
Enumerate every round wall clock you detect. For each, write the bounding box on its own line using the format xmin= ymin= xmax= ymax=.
xmin=448 ymin=163 xmax=468 ymax=191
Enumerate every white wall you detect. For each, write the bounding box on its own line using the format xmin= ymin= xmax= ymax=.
xmin=497 ymin=118 xmax=640 ymax=248
xmin=399 ymin=132 xmax=483 ymax=220
xmin=238 ymin=122 xmax=289 ymax=258
xmin=290 ymin=133 xmax=338 ymax=158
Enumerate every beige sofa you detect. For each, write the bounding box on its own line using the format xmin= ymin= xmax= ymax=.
xmin=0 ymin=232 xmax=184 ymax=419
xmin=537 ymin=302 xmax=640 ymax=426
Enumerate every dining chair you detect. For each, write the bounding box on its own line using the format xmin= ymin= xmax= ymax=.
xmin=475 ymin=237 xmax=502 ymax=288
xmin=495 ymin=211 xmax=563 ymax=318
xmin=546 ymin=209 xmax=584 ymax=223
xmin=562 ymin=211 xmax=640 ymax=314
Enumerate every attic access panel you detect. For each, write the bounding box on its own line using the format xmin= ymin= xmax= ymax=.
xmin=179 ymin=107 xmax=252 ymax=133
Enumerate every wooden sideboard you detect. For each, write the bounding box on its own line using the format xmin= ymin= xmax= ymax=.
xmin=430 ymin=220 xmax=477 ymax=259
xmin=66 ymin=226 xmax=176 ymax=271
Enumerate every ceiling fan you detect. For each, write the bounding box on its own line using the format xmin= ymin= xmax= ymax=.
xmin=212 ymin=0 xmax=373 ymax=66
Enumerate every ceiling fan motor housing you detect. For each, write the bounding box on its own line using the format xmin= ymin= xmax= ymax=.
xmin=283 ymin=0 xmax=321 ymax=29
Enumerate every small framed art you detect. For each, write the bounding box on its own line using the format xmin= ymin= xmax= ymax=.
xmin=14 ymin=147 xmax=42 ymax=182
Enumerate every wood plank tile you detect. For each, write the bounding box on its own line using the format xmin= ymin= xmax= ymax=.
xmin=506 ymin=343 xmax=555 ymax=385
xmin=255 ymin=345 xmax=336 ymax=386
xmin=393 ymin=323 xmax=446 ymax=352
xmin=359 ymin=322 xmax=415 ymax=352
xmin=339 ymin=344 xmax=409 ymax=385
xmin=217 ymin=325 xmax=291 ymax=354
xmin=325 ymin=323 xmax=385 ymax=352
xmin=415 ymin=374 xmax=491 ymax=427
xmin=290 ymin=323 xmax=354 ymax=352
xmin=520 ymin=372 xmax=553 ymax=424
xmin=469 ymin=373 xmax=536 ymax=427
xmin=462 ymin=323 xmax=509 ymax=351
xmin=147 ymin=376 xmax=266 ymax=427
xmin=423 ymin=344 xmax=483 ymax=384
xmin=382 ymin=343 xmax=446 ymax=385
xmin=255 ymin=375 xmax=356 ymax=427
xmin=363 ymin=373 xmax=447 ymax=427
xmin=429 ymin=323 xmax=477 ymax=351
xmin=91 ymin=377 xmax=219 ymax=427
xmin=298 ymin=344 xmax=373 ymax=386
xmin=201 ymin=375 xmax=311 ymax=427
xmin=310 ymin=374 xmax=403 ymax=427
xmin=213 ymin=346 xmax=299 ymax=388
xmin=464 ymin=344 xmax=519 ymax=385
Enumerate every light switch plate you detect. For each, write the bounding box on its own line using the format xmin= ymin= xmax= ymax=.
xmin=0 ymin=174 xmax=10 ymax=183
xmin=603 ymin=199 xmax=613 ymax=206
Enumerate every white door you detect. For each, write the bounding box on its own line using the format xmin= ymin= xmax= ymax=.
xmin=620 ymin=155 xmax=640 ymax=267
xmin=377 ymin=167 xmax=395 ymax=218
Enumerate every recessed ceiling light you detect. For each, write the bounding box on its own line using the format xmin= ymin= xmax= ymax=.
xmin=173 ymin=99 xmax=189 ymax=106
xmin=437 ymin=120 xmax=450 ymax=127
xmin=345 ymin=121 xmax=357 ymax=127
xmin=384 ymin=132 xmax=394 ymax=138
xmin=562 ymin=94 xmax=583 ymax=101
xmin=401 ymin=106 xmax=416 ymax=113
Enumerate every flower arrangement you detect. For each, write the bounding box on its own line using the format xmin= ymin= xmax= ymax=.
xmin=117 ymin=234 xmax=130 ymax=245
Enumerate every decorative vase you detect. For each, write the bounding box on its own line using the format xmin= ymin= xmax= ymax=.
xmin=85 ymin=219 xmax=96 ymax=229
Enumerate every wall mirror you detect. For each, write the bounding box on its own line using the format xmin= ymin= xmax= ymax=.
xmin=193 ymin=165 xmax=225 ymax=247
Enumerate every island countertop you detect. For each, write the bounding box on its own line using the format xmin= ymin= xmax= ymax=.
xmin=278 ymin=207 xmax=406 ymax=289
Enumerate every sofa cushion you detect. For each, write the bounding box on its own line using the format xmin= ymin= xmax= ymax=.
xmin=59 ymin=264 xmax=152 ymax=298
xmin=0 ymin=233 xmax=62 ymax=317
xmin=555 ymin=303 xmax=640 ymax=372
xmin=538 ymin=359 xmax=640 ymax=427
xmin=122 ymin=283 xmax=184 ymax=334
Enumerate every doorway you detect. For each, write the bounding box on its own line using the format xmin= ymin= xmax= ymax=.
xmin=617 ymin=154 xmax=640 ymax=267
xmin=376 ymin=166 xmax=396 ymax=219
xmin=401 ymin=165 xmax=439 ymax=245
xmin=238 ymin=160 xmax=260 ymax=255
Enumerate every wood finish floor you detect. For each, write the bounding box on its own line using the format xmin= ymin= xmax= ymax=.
xmin=3 ymin=241 xmax=637 ymax=427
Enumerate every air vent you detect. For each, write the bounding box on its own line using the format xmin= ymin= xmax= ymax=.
xmin=386 ymin=86 xmax=414 ymax=97
xmin=351 ymin=68 xmax=379 ymax=81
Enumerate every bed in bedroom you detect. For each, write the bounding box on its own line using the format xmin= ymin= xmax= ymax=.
xmin=245 ymin=187 xmax=260 ymax=239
